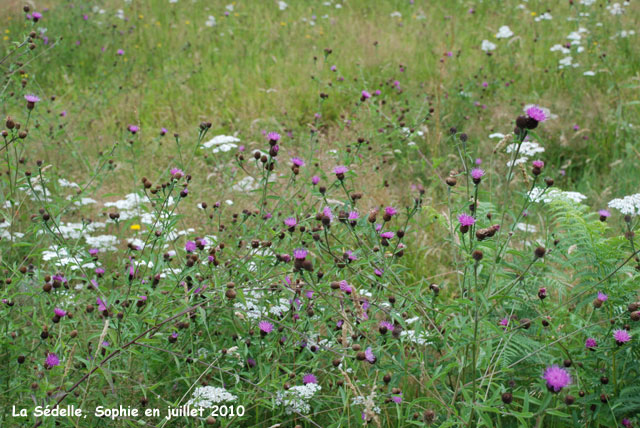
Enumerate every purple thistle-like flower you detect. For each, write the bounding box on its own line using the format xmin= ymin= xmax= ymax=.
xmin=89 ymin=248 xmax=99 ymax=256
xmin=622 ymin=419 xmax=632 ymax=428
xmin=293 ymin=248 xmax=307 ymax=260
xmin=32 ymin=12 xmax=43 ymax=21
xmin=348 ymin=211 xmax=359 ymax=221
xmin=527 ymin=106 xmax=547 ymax=122
xmin=380 ymin=321 xmax=395 ymax=332
xmin=54 ymin=308 xmax=67 ymax=317
xmin=470 ymin=168 xmax=485 ymax=180
xmin=364 ymin=347 xmax=376 ymax=363
xmin=267 ymin=132 xmax=281 ymax=142
xmin=185 ymin=240 xmax=197 ymax=253
xmin=458 ymin=213 xmax=476 ymax=227
xmin=258 ymin=320 xmax=274 ymax=334
xmin=161 ymin=127 xmax=168 ymax=135
xmin=128 ymin=125 xmax=139 ymax=134
xmin=361 ymin=90 xmax=371 ymax=99
xmin=585 ymin=338 xmax=597 ymax=349
xmin=323 ymin=206 xmax=333 ymax=222
xmin=97 ymin=298 xmax=107 ymax=312
xmin=333 ymin=165 xmax=349 ymax=175
xmin=384 ymin=206 xmax=397 ymax=217
xmin=284 ymin=217 xmax=297 ymax=227
xmin=614 ymin=329 xmax=631 ymax=344
xmin=291 ymin=157 xmax=305 ymax=167
xmin=312 ymin=175 xmax=320 ymax=185
xmin=380 ymin=231 xmax=395 ymax=239
xmin=499 ymin=318 xmax=509 ymax=327
xmin=542 ymin=365 xmax=571 ymax=392
xmin=599 ymin=209 xmax=611 ymax=218
xmin=532 ymin=160 xmax=544 ymax=169
xmin=339 ymin=280 xmax=352 ymax=294
xmin=302 ymin=373 xmax=318 ymax=384
xmin=170 ymin=168 xmax=183 ymax=179
xmin=345 ymin=250 xmax=357 ymax=261
xmin=391 ymin=394 xmax=402 ymax=404
xmin=24 ymin=94 xmax=40 ymax=103
xmin=45 ymin=353 xmax=60 ymax=368
xmin=374 ymin=268 xmax=383 ymax=277
xmin=596 ymin=291 xmax=608 ymax=302
xmin=116 ymin=49 xmax=124 ymax=55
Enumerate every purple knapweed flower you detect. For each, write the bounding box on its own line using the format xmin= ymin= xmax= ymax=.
xmin=45 ymin=353 xmax=59 ymax=368
xmin=380 ymin=231 xmax=395 ymax=239
xmin=267 ymin=132 xmax=280 ymax=142
xmin=185 ymin=241 xmax=197 ymax=252
xmin=364 ymin=347 xmax=376 ymax=363
xmin=25 ymin=94 xmax=40 ymax=103
xmin=54 ymin=308 xmax=67 ymax=317
xmin=127 ymin=125 xmax=139 ymax=134
xmin=259 ymin=320 xmax=274 ymax=334
xmin=391 ymin=394 xmax=402 ymax=403
xmin=117 ymin=49 xmax=124 ymax=55
xmin=526 ymin=105 xmax=547 ymax=122
xmin=32 ymin=12 xmax=43 ymax=22
xmin=89 ymin=248 xmax=99 ymax=256
xmin=293 ymin=248 xmax=307 ymax=260
xmin=542 ymin=365 xmax=571 ymax=392
xmin=614 ymin=329 xmax=631 ymax=344
xmin=380 ymin=321 xmax=395 ymax=332
xmin=284 ymin=217 xmax=297 ymax=227
xmin=585 ymin=338 xmax=597 ymax=349
xmin=97 ymin=298 xmax=107 ymax=312
xmin=532 ymin=160 xmax=544 ymax=169
xmin=302 ymin=373 xmax=317 ymax=384
xmin=339 ymin=280 xmax=352 ymax=294
xmin=361 ymin=90 xmax=371 ymax=100
xmin=458 ymin=213 xmax=476 ymax=227
xmin=312 ymin=175 xmax=320 ymax=185
xmin=596 ymin=292 xmax=608 ymax=302
xmin=384 ymin=206 xmax=397 ymax=217
xmin=470 ymin=168 xmax=484 ymax=181
xmin=291 ymin=157 xmax=305 ymax=167
xmin=170 ymin=168 xmax=183 ymax=179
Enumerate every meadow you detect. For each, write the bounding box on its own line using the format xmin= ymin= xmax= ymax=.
xmin=1 ymin=0 xmax=640 ymax=427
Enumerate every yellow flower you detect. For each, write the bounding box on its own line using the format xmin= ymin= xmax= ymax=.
xmin=4 ymin=29 xmax=9 ymax=34
xmin=130 ymin=224 xmax=141 ymax=231
xmin=138 ymin=14 xmax=144 ymax=19
xmin=185 ymin=20 xmax=190 ymax=25
xmin=280 ymin=21 xmax=286 ymax=26
xmin=3 ymin=36 xmax=8 ymax=41
xmin=530 ymin=12 xmax=537 ymax=16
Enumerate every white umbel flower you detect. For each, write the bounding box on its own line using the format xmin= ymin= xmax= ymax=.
xmin=275 ymin=383 xmax=321 ymax=414
xmin=187 ymin=386 xmax=238 ymax=408
xmin=608 ymin=194 xmax=640 ymax=216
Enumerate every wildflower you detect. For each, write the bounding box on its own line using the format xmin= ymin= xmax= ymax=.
xmin=360 ymin=90 xmax=371 ymax=101
xmin=187 ymin=386 xmax=238 ymax=408
xmin=598 ymin=209 xmax=611 ymax=222
xmin=127 ymin=125 xmax=139 ymax=134
xmin=338 ymin=280 xmax=352 ymax=294
xmin=538 ymin=287 xmax=547 ymax=300
xmin=380 ymin=231 xmax=395 ymax=239
xmin=333 ymin=165 xmax=349 ymax=180
xmin=384 ymin=206 xmax=397 ymax=218
xmin=32 ymin=11 xmax=43 ymax=22
xmin=267 ymin=132 xmax=280 ymax=143
xmin=499 ymin=318 xmax=509 ymax=327
xmin=608 ymin=193 xmax=640 ymax=216
xmin=481 ymin=39 xmax=496 ymax=51
xmin=495 ymin=25 xmax=514 ymax=38
xmin=185 ymin=241 xmax=197 ymax=253
xmin=130 ymin=224 xmax=141 ymax=231
xmin=97 ymin=298 xmax=107 ymax=312
xmin=45 ymin=353 xmax=60 ymax=368
xmin=364 ymin=347 xmax=376 ymax=363
xmin=585 ymin=337 xmax=597 ymax=349
xmin=613 ymin=329 xmax=631 ymax=345
xmin=302 ymin=373 xmax=317 ymax=384
xmin=542 ymin=365 xmax=571 ymax=392
xmin=170 ymin=168 xmax=184 ymax=179
xmin=284 ymin=217 xmax=297 ymax=228
xmin=470 ymin=168 xmax=484 ymax=184
xmin=293 ymin=248 xmax=307 ymax=260
xmin=597 ymin=291 xmax=608 ymax=302
xmin=391 ymin=394 xmax=402 ymax=404
xmin=379 ymin=321 xmax=395 ymax=333
xmin=259 ymin=320 xmax=274 ymax=335
xmin=160 ymin=127 xmax=168 ymax=136
xmin=291 ymin=157 xmax=305 ymax=167
xmin=54 ymin=308 xmax=67 ymax=317
xmin=116 ymin=49 xmax=124 ymax=55
xmin=532 ymin=160 xmax=544 ymax=176
xmin=312 ymin=175 xmax=320 ymax=185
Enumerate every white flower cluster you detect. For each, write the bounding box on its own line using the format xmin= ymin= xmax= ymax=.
xmin=234 ymin=289 xmax=290 ymax=320
xmin=608 ymin=193 xmax=640 ymax=216
xmin=275 ymin=383 xmax=321 ymax=415
xmin=495 ymin=26 xmax=513 ymax=39
xmin=201 ymin=134 xmax=240 ymax=154
xmin=400 ymin=329 xmax=432 ymax=346
xmin=505 ymin=141 xmax=545 ymax=167
xmin=529 ymin=187 xmax=587 ymax=204
xmin=351 ymin=394 xmax=381 ymax=415
xmin=186 ymin=386 xmax=238 ymax=408
xmin=481 ymin=40 xmax=496 ymax=52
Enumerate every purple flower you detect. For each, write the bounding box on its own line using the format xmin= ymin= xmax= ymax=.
xmin=542 ymin=365 xmax=571 ymax=392
xmin=185 ymin=241 xmax=197 ymax=253
xmin=380 ymin=321 xmax=395 ymax=332
xmin=526 ymin=106 xmax=547 ymax=122
xmin=24 ymin=94 xmax=40 ymax=103
xmin=596 ymin=291 xmax=608 ymax=302
xmin=364 ymin=347 xmax=376 ymax=363
xmin=384 ymin=206 xmax=397 ymax=217
xmin=293 ymin=248 xmax=307 ymax=260
xmin=258 ymin=320 xmax=274 ymax=334
xmin=339 ymin=280 xmax=352 ymax=294
xmin=302 ymin=373 xmax=317 ymax=384
xmin=499 ymin=318 xmax=509 ymax=327
xmin=45 ymin=353 xmax=59 ymax=368
xmin=532 ymin=160 xmax=544 ymax=169
xmin=330 ymin=65 xmax=337 ymax=72
xmin=89 ymin=248 xmax=99 ymax=256
xmin=374 ymin=268 xmax=383 ymax=277
xmin=312 ymin=175 xmax=320 ymax=185
xmin=380 ymin=231 xmax=395 ymax=239
xmin=267 ymin=132 xmax=280 ymax=142
xmin=470 ymin=168 xmax=485 ymax=181
xmin=622 ymin=419 xmax=632 ymax=428
xmin=284 ymin=217 xmax=297 ymax=227
xmin=348 ymin=211 xmax=359 ymax=221
xmin=391 ymin=394 xmax=402 ymax=404
xmin=598 ymin=209 xmax=611 ymax=220
xmin=97 ymin=298 xmax=107 ymax=312
xmin=333 ymin=165 xmax=348 ymax=175
xmin=128 ymin=125 xmax=139 ymax=134
xmin=170 ymin=168 xmax=184 ymax=179
xmin=458 ymin=213 xmax=476 ymax=227
xmin=361 ymin=90 xmax=371 ymax=100
xmin=614 ymin=329 xmax=631 ymax=344
xmin=54 ymin=308 xmax=67 ymax=317
xmin=345 ymin=250 xmax=357 ymax=261
xmin=32 ymin=12 xmax=43 ymax=21
xmin=291 ymin=157 xmax=305 ymax=167
xmin=585 ymin=338 xmax=597 ymax=349
xmin=117 ymin=49 xmax=124 ymax=56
